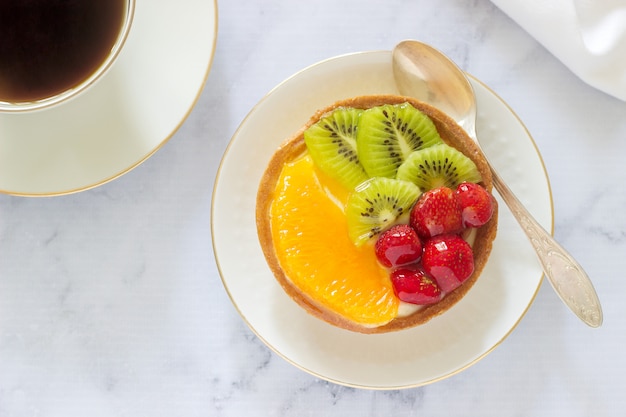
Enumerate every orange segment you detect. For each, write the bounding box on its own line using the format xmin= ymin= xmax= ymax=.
xmin=270 ymin=154 xmax=399 ymax=326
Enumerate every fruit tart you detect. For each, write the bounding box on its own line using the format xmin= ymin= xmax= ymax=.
xmin=256 ymin=95 xmax=498 ymax=333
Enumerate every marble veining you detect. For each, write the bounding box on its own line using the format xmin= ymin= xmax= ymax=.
xmin=1 ymin=0 xmax=625 ymax=416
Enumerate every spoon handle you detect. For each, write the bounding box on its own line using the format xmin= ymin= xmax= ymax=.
xmin=490 ymin=168 xmax=603 ymax=327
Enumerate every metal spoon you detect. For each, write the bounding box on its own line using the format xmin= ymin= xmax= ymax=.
xmin=392 ymin=40 xmax=603 ymax=327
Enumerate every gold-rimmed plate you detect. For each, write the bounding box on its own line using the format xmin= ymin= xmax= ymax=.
xmin=212 ymin=50 xmax=552 ymax=389
xmin=0 ymin=0 xmax=217 ymax=196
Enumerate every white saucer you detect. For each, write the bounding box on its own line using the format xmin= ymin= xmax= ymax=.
xmin=0 ymin=0 xmax=217 ymax=196
xmin=212 ymin=50 xmax=553 ymax=389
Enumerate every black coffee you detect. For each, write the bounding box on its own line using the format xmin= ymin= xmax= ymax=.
xmin=0 ymin=0 xmax=127 ymax=102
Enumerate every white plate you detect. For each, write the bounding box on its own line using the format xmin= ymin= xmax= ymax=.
xmin=0 ymin=0 xmax=217 ymax=196
xmin=212 ymin=51 xmax=553 ymax=389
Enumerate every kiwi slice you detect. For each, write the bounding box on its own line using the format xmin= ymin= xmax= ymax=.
xmin=356 ymin=103 xmax=443 ymax=178
xmin=304 ymin=107 xmax=370 ymax=190
xmin=396 ymin=143 xmax=482 ymax=191
xmin=345 ymin=177 xmax=421 ymax=246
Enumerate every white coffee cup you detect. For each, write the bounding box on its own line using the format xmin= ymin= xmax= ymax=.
xmin=0 ymin=0 xmax=135 ymax=113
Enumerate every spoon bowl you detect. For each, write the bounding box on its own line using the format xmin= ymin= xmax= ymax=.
xmin=393 ymin=42 xmax=477 ymax=136
xmin=392 ymin=40 xmax=602 ymax=327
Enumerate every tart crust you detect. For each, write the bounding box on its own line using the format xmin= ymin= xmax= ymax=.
xmin=256 ymin=95 xmax=498 ymax=333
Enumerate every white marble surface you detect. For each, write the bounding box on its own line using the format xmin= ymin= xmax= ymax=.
xmin=1 ymin=0 xmax=625 ymax=415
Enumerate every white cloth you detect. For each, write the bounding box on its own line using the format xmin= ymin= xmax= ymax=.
xmin=490 ymin=0 xmax=626 ymax=101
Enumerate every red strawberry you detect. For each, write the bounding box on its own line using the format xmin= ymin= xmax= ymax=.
xmin=410 ymin=187 xmax=463 ymax=239
xmin=421 ymin=234 xmax=474 ymax=293
xmin=456 ymin=182 xmax=495 ymax=228
xmin=375 ymin=224 xmax=423 ymax=268
xmin=390 ymin=266 xmax=442 ymax=305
